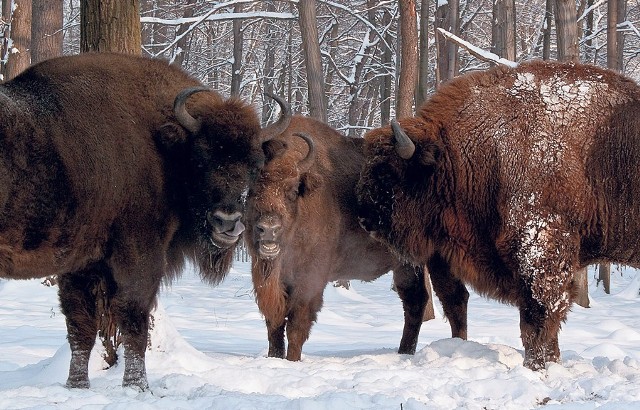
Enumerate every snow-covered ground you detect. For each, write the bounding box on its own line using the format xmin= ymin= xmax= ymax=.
xmin=1 ymin=261 xmax=639 ymax=409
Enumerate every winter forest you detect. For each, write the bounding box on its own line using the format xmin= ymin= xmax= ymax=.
xmin=2 ymin=0 xmax=640 ymax=136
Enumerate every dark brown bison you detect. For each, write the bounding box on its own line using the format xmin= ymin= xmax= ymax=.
xmin=0 ymin=52 xmax=287 ymax=390
xmin=356 ymin=60 xmax=640 ymax=371
xmin=244 ymin=116 xmax=468 ymax=361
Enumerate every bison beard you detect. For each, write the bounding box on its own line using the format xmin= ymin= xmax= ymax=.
xmin=356 ymin=60 xmax=640 ymax=371
xmin=0 ymin=52 xmax=275 ymax=390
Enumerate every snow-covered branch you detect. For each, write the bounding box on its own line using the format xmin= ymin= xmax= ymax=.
xmin=436 ymin=28 xmax=518 ymax=68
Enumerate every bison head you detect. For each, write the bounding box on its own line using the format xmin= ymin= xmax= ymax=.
xmin=245 ymin=132 xmax=318 ymax=261
xmin=157 ymin=88 xmax=291 ymax=256
xmin=356 ymin=118 xmax=443 ymax=264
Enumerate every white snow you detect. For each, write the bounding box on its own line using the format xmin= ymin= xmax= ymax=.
xmin=1 ymin=261 xmax=640 ymax=409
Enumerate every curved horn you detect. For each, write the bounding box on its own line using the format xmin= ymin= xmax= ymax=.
xmin=260 ymin=92 xmax=292 ymax=143
xmin=390 ymin=119 xmax=415 ymax=160
xmin=174 ymin=86 xmax=210 ymax=134
xmin=293 ymin=132 xmax=316 ymax=174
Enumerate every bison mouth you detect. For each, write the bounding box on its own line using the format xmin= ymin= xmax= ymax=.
xmin=210 ymin=231 xmax=242 ymax=248
xmin=206 ymin=210 xmax=245 ymax=249
xmin=258 ymin=240 xmax=281 ymax=259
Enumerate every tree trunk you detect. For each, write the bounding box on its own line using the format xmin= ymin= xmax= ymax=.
xmin=422 ymin=268 xmax=436 ymax=321
xmin=396 ymin=0 xmax=418 ymax=118
xmin=297 ymin=0 xmax=327 ymax=122
xmin=607 ymin=0 xmax=626 ymax=71
xmin=598 ymin=263 xmax=611 ymax=294
xmin=80 ymin=0 xmax=141 ymax=54
xmin=434 ymin=0 xmax=458 ymax=84
xmin=172 ymin=0 xmax=196 ymax=67
xmin=542 ymin=0 xmax=552 ymax=60
xmin=4 ymin=0 xmax=32 ymax=80
xmin=31 ymin=0 xmax=63 ymax=64
xmin=491 ymin=0 xmax=516 ymax=61
xmin=554 ymin=0 xmax=578 ymax=62
xmin=1 ymin=0 xmax=12 ymax=79
xmin=262 ymin=1 xmax=277 ymax=123
xmin=230 ymin=3 xmax=243 ymax=96
xmin=573 ymin=267 xmax=590 ymax=308
xmin=416 ymin=0 xmax=430 ymax=108
xmin=379 ymin=9 xmax=393 ymax=125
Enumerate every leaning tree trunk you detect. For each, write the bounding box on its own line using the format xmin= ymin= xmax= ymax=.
xmin=297 ymin=0 xmax=327 ymax=122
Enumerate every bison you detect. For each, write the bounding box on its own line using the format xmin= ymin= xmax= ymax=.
xmin=0 ymin=52 xmax=288 ymax=390
xmin=356 ymin=60 xmax=640 ymax=371
xmin=244 ymin=116 xmax=468 ymax=361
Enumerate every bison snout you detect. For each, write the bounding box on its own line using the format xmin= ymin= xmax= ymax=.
xmin=207 ymin=210 xmax=245 ymax=247
xmin=256 ymin=221 xmax=282 ymax=242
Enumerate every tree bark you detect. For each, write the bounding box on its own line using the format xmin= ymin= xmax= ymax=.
xmin=172 ymin=0 xmax=196 ymax=67
xmin=491 ymin=0 xmax=516 ymax=61
xmin=542 ymin=0 xmax=552 ymax=60
xmin=554 ymin=0 xmax=578 ymax=62
xmin=379 ymin=9 xmax=393 ymax=125
xmin=598 ymin=263 xmax=611 ymax=294
xmin=4 ymin=0 xmax=32 ymax=80
xmin=416 ymin=0 xmax=430 ymax=108
xmin=607 ymin=0 xmax=626 ymax=71
xmin=435 ymin=0 xmax=458 ymax=84
xmin=396 ymin=0 xmax=418 ymax=118
xmin=230 ymin=2 xmax=243 ymax=96
xmin=80 ymin=0 xmax=141 ymax=54
xmin=574 ymin=267 xmax=590 ymax=308
xmin=31 ymin=0 xmax=63 ymax=64
xmin=297 ymin=0 xmax=327 ymax=122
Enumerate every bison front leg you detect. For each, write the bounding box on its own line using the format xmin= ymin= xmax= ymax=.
xmin=427 ymin=252 xmax=469 ymax=339
xmin=58 ymin=269 xmax=103 ymax=389
xmin=111 ymin=252 xmax=163 ymax=391
xmin=517 ymin=250 xmax=575 ymax=369
xmin=393 ymin=264 xmax=427 ymax=354
xmin=285 ymin=291 xmax=323 ymax=361
xmin=266 ymin=317 xmax=286 ymax=359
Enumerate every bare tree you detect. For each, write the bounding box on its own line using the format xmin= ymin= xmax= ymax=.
xmin=172 ymin=0 xmax=196 ymax=66
xmin=554 ymin=0 xmax=579 ymax=62
xmin=298 ymin=0 xmax=327 ymax=122
xmin=607 ymin=0 xmax=626 ymax=71
xmin=397 ymin=0 xmax=418 ymax=118
xmin=492 ymin=0 xmax=516 ymax=61
xmin=416 ymin=0 xmax=430 ymax=108
xmin=435 ymin=0 xmax=459 ymax=83
xmin=230 ymin=2 xmax=243 ymax=96
xmin=31 ymin=0 xmax=63 ymax=64
xmin=4 ymin=0 xmax=32 ymax=80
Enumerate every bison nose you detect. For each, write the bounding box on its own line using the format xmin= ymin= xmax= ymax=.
xmin=208 ymin=210 xmax=245 ymax=235
xmin=256 ymin=221 xmax=282 ymax=242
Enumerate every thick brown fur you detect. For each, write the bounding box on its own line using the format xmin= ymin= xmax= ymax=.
xmin=0 ymin=53 xmax=266 ymax=389
xmin=356 ymin=60 xmax=640 ymax=370
xmin=245 ymin=116 xmax=469 ymax=361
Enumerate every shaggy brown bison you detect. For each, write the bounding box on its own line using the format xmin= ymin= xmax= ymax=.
xmin=356 ymin=60 xmax=640 ymax=371
xmin=245 ymin=116 xmax=469 ymax=361
xmin=0 ymin=52 xmax=287 ymax=390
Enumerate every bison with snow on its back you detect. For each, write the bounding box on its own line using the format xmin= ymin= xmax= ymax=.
xmin=245 ymin=116 xmax=469 ymax=361
xmin=356 ymin=60 xmax=640 ymax=370
xmin=0 ymin=52 xmax=286 ymax=390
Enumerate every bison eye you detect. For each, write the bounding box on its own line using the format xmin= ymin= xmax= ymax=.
xmin=286 ymin=187 xmax=299 ymax=202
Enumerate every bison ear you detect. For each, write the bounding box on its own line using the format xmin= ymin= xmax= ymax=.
xmin=263 ymin=139 xmax=288 ymax=162
xmin=156 ymin=122 xmax=188 ymax=148
xmin=418 ymin=141 xmax=442 ymax=168
xmin=299 ymin=172 xmax=322 ymax=197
